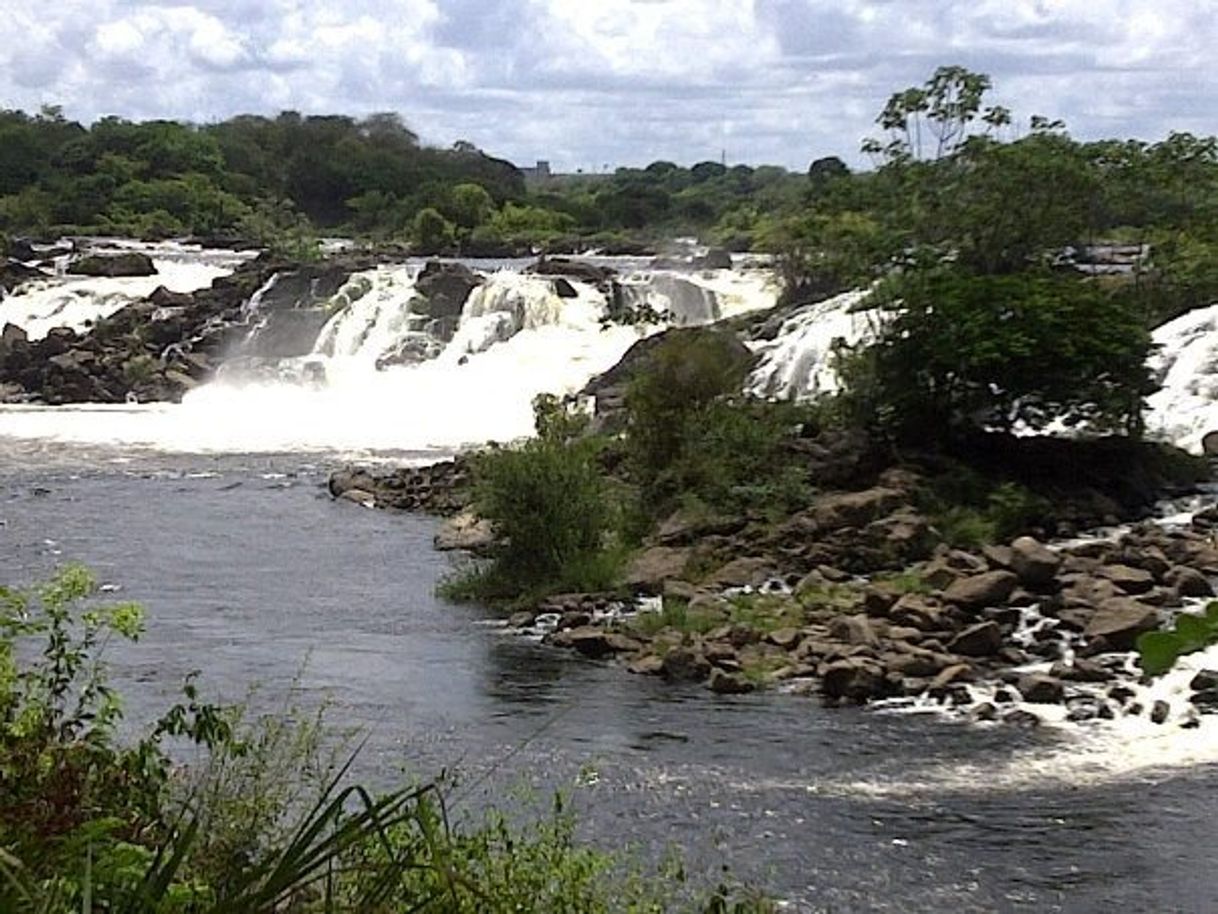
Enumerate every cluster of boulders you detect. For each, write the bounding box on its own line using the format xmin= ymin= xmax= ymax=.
xmin=393 ymin=446 xmax=1202 ymax=730
xmin=327 ymin=460 xmax=472 ymax=516
xmin=0 ymin=254 xmax=405 ymax=404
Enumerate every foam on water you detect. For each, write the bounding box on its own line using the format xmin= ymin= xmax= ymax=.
xmin=0 ymin=259 xmax=779 ymax=455
xmin=1145 ymin=303 xmax=1218 ymax=452
xmin=0 ymin=240 xmax=253 ymax=340
xmin=748 ymin=290 xmax=875 ymax=399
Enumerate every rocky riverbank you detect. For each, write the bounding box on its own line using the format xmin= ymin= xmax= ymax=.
xmin=327 ymin=424 xmax=1218 ymax=729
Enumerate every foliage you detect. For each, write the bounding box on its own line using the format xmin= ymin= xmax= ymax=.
xmin=0 ymin=567 xmax=773 ymax=912
xmin=1137 ymin=603 xmax=1218 ymax=675
xmin=857 ymin=264 xmax=1156 ymax=440
xmin=449 ymin=397 xmax=620 ymax=602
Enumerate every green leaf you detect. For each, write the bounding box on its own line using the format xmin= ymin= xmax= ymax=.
xmin=1174 ymin=613 xmax=1216 ymax=652
xmin=1137 ymin=631 xmax=1185 ymax=676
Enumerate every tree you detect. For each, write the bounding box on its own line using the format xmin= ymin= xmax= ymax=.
xmin=858 ymin=265 xmax=1156 ymax=439
xmin=412 ymin=206 xmax=456 ymax=251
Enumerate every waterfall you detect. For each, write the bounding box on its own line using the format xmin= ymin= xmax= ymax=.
xmin=748 ymin=291 xmax=875 ymax=399
xmin=1145 ymin=304 xmax=1218 ymax=452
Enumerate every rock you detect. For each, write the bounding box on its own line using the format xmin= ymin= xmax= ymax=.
xmin=1151 ymin=700 xmax=1171 ymax=725
xmin=820 ymin=657 xmax=887 ymax=703
xmin=1009 ymin=536 xmax=1061 ymax=587
xmin=1203 ymin=431 xmax=1218 ymax=456
xmin=625 ymin=547 xmax=692 ymax=594
xmin=948 ymin=621 xmax=1003 ymax=657
xmin=627 ymin=654 xmax=665 ymax=675
xmin=67 ymin=252 xmax=157 ymax=277
xmin=1190 ymin=669 xmax=1218 ymax=692
xmin=653 ymin=510 xmax=744 ymax=546
xmin=414 ymin=260 xmax=483 ymax=319
xmin=973 ymin=702 xmax=999 ymax=722
xmin=708 ymin=668 xmax=756 ymax=694
xmin=1003 ymin=709 xmax=1042 ymax=728
xmin=434 ymin=510 xmax=495 ymax=552
xmin=766 ymin=628 xmax=803 ymax=650
xmin=1050 ymin=659 xmax=1114 ymax=684
xmin=338 ymin=488 xmax=376 ymax=507
xmin=942 ymin=571 xmax=1019 ymax=609
xmin=809 ymin=487 xmax=905 ymax=531
xmin=861 ymin=586 xmax=899 ymax=618
xmin=661 ymin=646 xmax=712 ymax=683
xmin=693 ymin=248 xmax=733 ymax=270
xmin=1190 ymin=689 xmax=1218 ymax=711
xmin=1016 ymin=674 xmax=1066 ymax=704
xmin=703 ymin=556 xmax=775 ymax=589
xmin=828 ymin=614 xmax=880 ymax=648
xmin=508 ymin=611 xmax=537 ymax=629
xmin=1083 ymin=598 xmax=1160 ymax=651
xmin=1166 ymin=566 xmax=1214 ymax=599
xmin=888 ymin=594 xmax=946 ymax=631
xmin=554 ymin=627 xmax=642 ymax=659
xmin=1097 ymin=564 xmax=1156 ymax=595
xmin=981 ymin=544 xmax=1013 ymax=570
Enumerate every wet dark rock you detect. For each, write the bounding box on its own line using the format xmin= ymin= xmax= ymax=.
xmin=1003 ymin=709 xmax=1042 ymax=728
xmin=1166 ymin=566 xmax=1214 ymax=599
xmin=1051 ymin=659 xmax=1114 ymax=684
xmin=972 ymin=702 xmax=999 ymax=722
xmin=1189 ymin=688 xmax=1218 ymax=711
xmin=1083 ymin=598 xmax=1160 ymax=652
xmin=820 ymin=657 xmax=888 ymax=703
xmin=1016 ymin=673 xmax=1066 ymax=704
xmin=550 ymin=627 xmax=642 ymax=659
xmin=1190 ymin=669 xmax=1218 ymax=692
xmin=67 ymin=252 xmax=156 ymax=277
xmin=1151 ymin=700 xmax=1171 ymax=725
xmin=415 ymin=260 xmax=483 ymax=319
xmin=661 ymin=646 xmax=712 ymax=683
xmin=948 ymin=621 xmax=1004 ymax=657
xmin=943 ymin=571 xmax=1019 ymax=609
xmin=708 ymin=668 xmax=756 ymax=695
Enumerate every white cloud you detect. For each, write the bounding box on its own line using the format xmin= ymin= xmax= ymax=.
xmin=0 ymin=0 xmax=1214 ymax=169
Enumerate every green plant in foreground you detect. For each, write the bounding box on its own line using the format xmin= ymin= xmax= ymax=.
xmin=1137 ymin=602 xmax=1218 ymax=675
xmin=1 ymin=566 xmax=775 ymax=912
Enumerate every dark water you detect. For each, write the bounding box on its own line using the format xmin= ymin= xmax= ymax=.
xmin=2 ymin=456 xmax=1216 ymax=913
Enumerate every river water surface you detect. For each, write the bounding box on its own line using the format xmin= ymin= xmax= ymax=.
xmin=2 ymin=447 xmax=1216 ymax=913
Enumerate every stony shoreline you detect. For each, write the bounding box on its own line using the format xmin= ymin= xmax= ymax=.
xmin=329 ymin=443 xmax=1218 ymax=729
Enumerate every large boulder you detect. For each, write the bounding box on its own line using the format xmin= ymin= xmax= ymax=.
xmin=948 ymin=621 xmax=1004 ymax=657
xmin=820 ymin=657 xmax=888 ymax=703
xmin=415 ymin=260 xmax=483 ymax=319
xmin=943 ymin=571 xmax=1019 ymax=609
xmin=433 ymin=510 xmax=495 ymax=552
xmin=1084 ymin=598 xmax=1160 ymax=651
xmin=1009 ymin=536 xmax=1061 ymax=587
xmin=809 ymin=487 xmax=905 ymax=531
xmin=625 ymin=547 xmax=692 ymax=594
xmin=67 ymin=252 xmax=156 ymax=277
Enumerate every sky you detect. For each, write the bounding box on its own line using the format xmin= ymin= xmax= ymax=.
xmin=2 ymin=0 xmax=1215 ymax=172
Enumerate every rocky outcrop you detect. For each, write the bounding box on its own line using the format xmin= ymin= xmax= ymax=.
xmin=67 ymin=252 xmax=157 ymax=277
xmin=327 ymin=459 xmax=471 ymax=515
xmin=415 ymin=260 xmax=484 ymax=320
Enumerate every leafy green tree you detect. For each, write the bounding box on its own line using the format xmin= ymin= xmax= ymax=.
xmin=412 ymin=206 xmax=456 ymax=252
xmin=858 ymin=265 xmax=1156 ymax=439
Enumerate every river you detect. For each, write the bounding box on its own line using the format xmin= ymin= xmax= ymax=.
xmin=2 ymin=447 xmax=1216 ymax=912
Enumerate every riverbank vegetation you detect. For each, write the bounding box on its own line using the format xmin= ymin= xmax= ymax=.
xmin=0 ymin=565 xmax=771 ymax=912
xmin=440 ymin=67 xmax=1211 ymax=633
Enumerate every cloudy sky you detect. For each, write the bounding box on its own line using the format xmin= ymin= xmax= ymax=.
xmin=2 ymin=0 xmax=1214 ymax=171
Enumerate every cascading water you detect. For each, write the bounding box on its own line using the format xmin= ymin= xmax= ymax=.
xmin=0 ymin=254 xmax=780 ymax=455
xmin=747 ymin=290 xmax=875 ymax=399
xmin=0 ymin=240 xmax=253 ymax=341
xmin=1145 ymin=303 xmax=1218 ymax=453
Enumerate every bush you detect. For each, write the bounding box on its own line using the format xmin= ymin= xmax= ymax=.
xmin=446 ymin=398 xmax=620 ymax=602
xmin=860 ymin=264 xmax=1156 ymax=440
xmin=0 ymin=566 xmax=773 ymax=912
xmin=623 ymin=331 xmax=811 ymax=519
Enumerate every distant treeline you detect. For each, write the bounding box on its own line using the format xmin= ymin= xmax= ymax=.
xmin=0 ymin=106 xmax=816 ymax=252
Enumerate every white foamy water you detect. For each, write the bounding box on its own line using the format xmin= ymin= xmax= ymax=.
xmin=748 ymin=290 xmax=875 ymax=399
xmin=1146 ymin=303 xmax=1218 ymax=452
xmin=0 ymin=260 xmax=779 ymax=455
xmin=0 ymin=240 xmax=253 ymax=341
